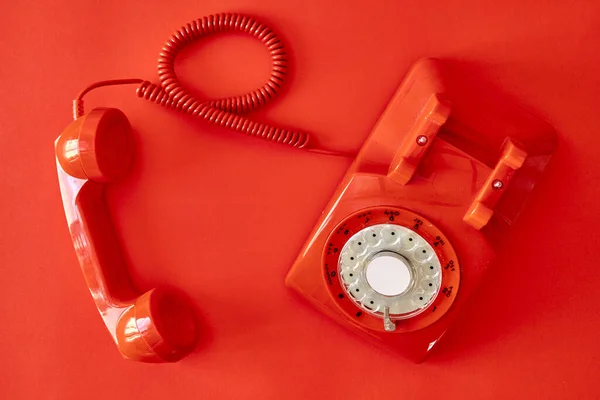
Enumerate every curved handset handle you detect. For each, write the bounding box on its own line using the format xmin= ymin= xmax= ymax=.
xmin=55 ymin=108 xmax=198 ymax=362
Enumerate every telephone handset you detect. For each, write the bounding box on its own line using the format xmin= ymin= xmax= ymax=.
xmin=55 ymin=13 xmax=342 ymax=363
xmin=286 ymin=59 xmax=557 ymax=362
xmin=56 ymin=108 xmax=198 ymax=362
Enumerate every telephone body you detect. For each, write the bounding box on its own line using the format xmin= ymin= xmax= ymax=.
xmin=285 ymin=58 xmax=556 ymax=362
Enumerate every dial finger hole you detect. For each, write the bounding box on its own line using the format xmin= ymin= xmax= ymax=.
xmin=412 ymin=293 xmax=430 ymax=307
xmin=340 ymin=250 xmax=360 ymax=267
xmin=401 ymin=234 xmax=418 ymax=251
xmin=349 ymin=284 xmax=366 ymax=300
xmin=420 ymin=263 xmax=440 ymax=277
xmin=349 ymin=237 xmax=368 ymax=254
xmin=421 ymin=279 xmax=436 ymax=293
xmin=341 ymin=269 xmax=359 ymax=284
xmin=381 ymin=226 xmax=400 ymax=244
xmin=413 ymin=246 xmax=433 ymax=263
xmin=365 ymin=228 xmax=380 ymax=246
xmin=362 ymin=297 xmax=380 ymax=311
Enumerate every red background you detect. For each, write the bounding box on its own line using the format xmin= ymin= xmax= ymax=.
xmin=2 ymin=0 xmax=599 ymax=398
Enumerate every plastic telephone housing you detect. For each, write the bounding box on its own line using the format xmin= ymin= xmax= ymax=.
xmin=285 ymin=58 xmax=557 ymax=362
xmin=55 ymin=108 xmax=198 ymax=362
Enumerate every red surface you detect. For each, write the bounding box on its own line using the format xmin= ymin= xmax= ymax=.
xmin=1 ymin=1 xmax=599 ymax=398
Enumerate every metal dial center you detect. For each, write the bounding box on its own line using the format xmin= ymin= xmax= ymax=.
xmin=365 ymin=251 xmax=413 ymax=296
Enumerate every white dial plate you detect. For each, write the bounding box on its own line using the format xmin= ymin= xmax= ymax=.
xmin=338 ymin=223 xmax=442 ymax=319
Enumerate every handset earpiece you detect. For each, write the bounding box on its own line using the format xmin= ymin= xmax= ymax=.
xmin=56 ymin=108 xmax=132 ymax=181
xmin=55 ymin=108 xmax=198 ymax=362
